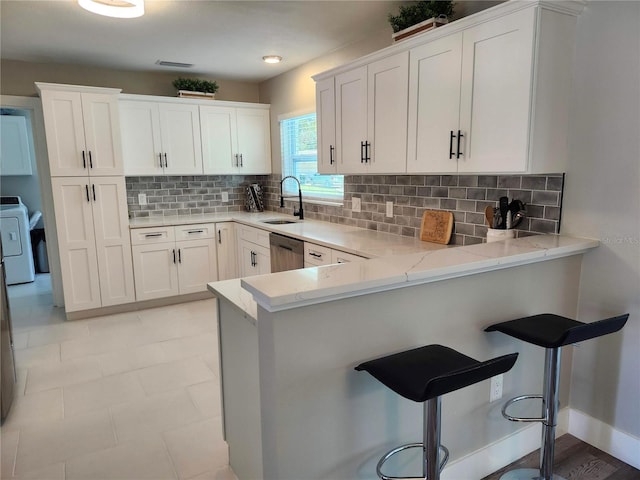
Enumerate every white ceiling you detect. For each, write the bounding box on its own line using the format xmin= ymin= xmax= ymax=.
xmin=0 ymin=0 xmax=413 ymax=83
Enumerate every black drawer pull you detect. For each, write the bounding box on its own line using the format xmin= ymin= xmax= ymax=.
xmin=187 ymin=229 xmax=204 ymax=234
xmin=329 ymin=145 xmax=335 ymax=164
xmin=218 ymin=230 xmax=222 ymax=243
xmin=309 ymin=252 xmax=323 ymax=258
xmin=144 ymin=233 xmax=164 ymax=238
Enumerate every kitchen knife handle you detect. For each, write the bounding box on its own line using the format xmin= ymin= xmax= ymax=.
xmin=449 ymin=131 xmax=455 ymax=159
xmin=456 ymin=130 xmax=464 ymax=159
xmin=329 ymin=145 xmax=334 ymax=165
xmin=82 ymin=151 xmax=87 ymax=169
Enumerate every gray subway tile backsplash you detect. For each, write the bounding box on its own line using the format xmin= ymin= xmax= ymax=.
xmin=126 ymin=173 xmax=564 ymax=246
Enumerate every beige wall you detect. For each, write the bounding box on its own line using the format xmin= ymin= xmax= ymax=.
xmin=1 ymin=59 xmax=260 ymax=102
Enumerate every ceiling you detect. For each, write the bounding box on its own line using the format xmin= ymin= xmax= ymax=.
xmin=0 ymin=0 xmax=413 ymax=83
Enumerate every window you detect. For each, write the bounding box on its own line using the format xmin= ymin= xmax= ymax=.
xmin=280 ymin=112 xmax=343 ymax=202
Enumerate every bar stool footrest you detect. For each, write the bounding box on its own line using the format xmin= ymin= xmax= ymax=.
xmin=502 ymin=395 xmax=546 ymax=423
xmin=498 ymin=467 xmax=567 ymax=480
xmin=376 ymin=442 xmax=450 ymax=480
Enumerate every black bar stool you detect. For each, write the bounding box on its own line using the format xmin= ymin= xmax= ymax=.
xmin=355 ymin=344 xmax=519 ymax=480
xmin=485 ymin=313 xmax=629 ymax=480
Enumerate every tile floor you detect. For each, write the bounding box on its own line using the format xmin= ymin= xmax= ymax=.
xmin=1 ymin=274 xmax=237 ymax=480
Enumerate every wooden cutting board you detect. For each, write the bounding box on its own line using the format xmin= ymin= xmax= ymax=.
xmin=419 ymin=210 xmax=454 ymax=245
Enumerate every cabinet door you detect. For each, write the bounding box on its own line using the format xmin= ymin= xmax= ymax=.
xmin=158 ymin=103 xmax=203 ymax=175
xmin=0 ymin=116 xmax=33 ymax=176
xmin=132 ymin=243 xmax=179 ymax=301
xmin=51 ymin=177 xmax=102 ymax=311
xmin=315 ymin=77 xmax=337 ymax=174
xmin=200 ymin=106 xmax=239 ymax=174
xmin=367 ymin=51 xmax=409 ymax=173
xmin=335 ymin=66 xmax=367 ymax=173
xmin=407 ymin=33 xmax=463 ymax=173
xmin=81 ymin=93 xmax=124 ymax=176
xmin=90 ymin=177 xmax=135 ymax=307
xmin=120 ymin=101 xmax=164 ymax=176
xmin=177 ymin=239 xmax=218 ymax=294
xmin=236 ymin=108 xmax=271 ymax=174
xmin=40 ymin=90 xmax=88 ymax=177
xmin=459 ymin=8 xmax=535 ymax=173
xmin=216 ymin=222 xmax=238 ymax=281
xmin=238 ymin=240 xmax=270 ymax=277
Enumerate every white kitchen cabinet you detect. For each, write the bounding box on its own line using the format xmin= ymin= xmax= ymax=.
xmin=331 ymin=249 xmax=365 ymax=264
xmin=51 ymin=176 xmax=135 ymax=312
xmin=334 ymin=52 xmax=408 ymax=174
xmin=216 ymin=222 xmax=238 ymax=281
xmin=201 ymin=105 xmax=271 ymax=175
xmin=131 ymin=223 xmax=218 ymax=301
xmin=236 ymin=224 xmax=270 ymax=277
xmin=0 ymin=115 xmax=33 ymax=175
xmin=315 ymin=77 xmax=337 ymax=174
xmin=37 ymin=83 xmax=124 ymax=177
xmin=120 ymin=97 xmax=203 ymax=176
xmin=305 ymin=242 xmax=366 ymax=267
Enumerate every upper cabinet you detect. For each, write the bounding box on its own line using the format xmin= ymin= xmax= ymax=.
xmin=120 ymin=97 xmax=202 ymax=176
xmin=315 ymin=77 xmax=337 ymax=174
xmin=315 ymin=1 xmax=582 ymax=175
xmin=201 ymin=105 xmax=271 ymax=175
xmin=333 ymin=52 xmax=409 ymax=174
xmin=37 ymin=83 xmax=124 ymax=177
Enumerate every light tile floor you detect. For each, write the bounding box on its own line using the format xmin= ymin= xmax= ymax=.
xmin=2 ymin=274 xmax=237 ymax=480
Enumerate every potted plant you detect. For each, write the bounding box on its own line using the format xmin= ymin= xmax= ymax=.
xmin=388 ymin=1 xmax=454 ymax=42
xmin=172 ymin=77 xmax=219 ymax=99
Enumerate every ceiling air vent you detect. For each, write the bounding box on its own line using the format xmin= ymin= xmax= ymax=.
xmin=155 ymin=60 xmax=194 ymax=68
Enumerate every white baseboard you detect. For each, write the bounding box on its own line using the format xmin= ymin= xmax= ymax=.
xmin=441 ymin=408 xmax=570 ymax=480
xmin=568 ymin=408 xmax=640 ymax=470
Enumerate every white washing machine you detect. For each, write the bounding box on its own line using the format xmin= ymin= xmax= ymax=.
xmin=0 ymin=197 xmax=35 ymax=285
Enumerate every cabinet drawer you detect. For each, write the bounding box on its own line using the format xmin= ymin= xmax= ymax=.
xmin=331 ymin=250 xmax=365 ymax=264
xmin=130 ymin=226 xmax=175 ymax=245
xmin=175 ymin=223 xmax=216 ymax=241
xmin=304 ymin=242 xmax=332 ymax=267
xmin=237 ymin=224 xmax=270 ymax=248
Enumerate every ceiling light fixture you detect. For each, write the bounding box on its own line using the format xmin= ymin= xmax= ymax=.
xmin=78 ymin=0 xmax=144 ymax=18
xmin=262 ymin=55 xmax=283 ymax=64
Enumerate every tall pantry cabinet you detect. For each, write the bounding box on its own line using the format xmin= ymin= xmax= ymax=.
xmin=37 ymin=83 xmax=135 ymax=313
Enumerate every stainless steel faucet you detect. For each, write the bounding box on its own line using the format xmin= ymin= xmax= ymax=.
xmin=280 ymin=175 xmax=304 ymax=220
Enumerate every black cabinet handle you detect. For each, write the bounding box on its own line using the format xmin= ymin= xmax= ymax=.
xmin=88 ymin=151 xmax=93 ymax=169
xmin=234 ymin=154 xmax=238 ymax=167
xmin=456 ymin=130 xmax=464 ymax=159
xmin=449 ymin=131 xmax=455 ymax=159
xmin=329 ymin=145 xmax=335 ymax=165
xmin=159 ymin=153 xmax=163 ymax=168
xmin=218 ymin=230 xmax=222 ymax=244
xmin=85 ymin=185 xmax=90 ymax=202
xmin=92 ymin=184 xmax=96 ymax=201
xmin=178 ymin=249 xmax=181 ymax=263
xmin=164 ymin=153 xmax=168 ymax=168
xmin=239 ymin=154 xmax=243 ymax=167
xmin=82 ymin=151 xmax=87 ymax=169
xmin=309 ymin=252 xmax=322 ymax=258
xmin=365 ymin=141 xmax=371 ymax=163
xmin=360 ymin=141 xmax=365 ymax=163
xmin=250 ymin=250 xmax=256 ymax=267
xmin=172 ymin=249 xmax=176 ymax=264
xmin=144 ymin=233 xmax=163 ymax=238
xmin=187 ymin=229 xmax=204 ymax=234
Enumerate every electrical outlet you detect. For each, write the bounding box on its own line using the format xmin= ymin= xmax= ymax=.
xmin=352 ymin=197 xmax=361 ymax=213
xmin=490 ymin=374 xmax=503 ymax=402
xmin=221 ymin=191 xmax=229 ymax=202
xmin=386 ymin=201 xmax=394 ymax=218
xmin=138 ymin=193 xmax=147 ymax=206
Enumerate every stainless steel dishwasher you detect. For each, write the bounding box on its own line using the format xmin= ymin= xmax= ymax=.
xmin=269 ymin=233 xmax=304 ymax=273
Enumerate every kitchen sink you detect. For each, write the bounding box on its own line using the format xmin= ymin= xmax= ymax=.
xmin=262 ymin=219 xmax=298 ymax=225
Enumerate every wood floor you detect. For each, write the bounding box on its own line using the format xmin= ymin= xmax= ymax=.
xmin=481 ymin=434 xmax=639 ymax=480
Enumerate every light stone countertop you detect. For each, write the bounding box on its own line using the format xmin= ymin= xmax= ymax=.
xmin=129 ymin=212 xmax=449 ymax=258
xmin=237 ymin=234 xmax=599 ymax=313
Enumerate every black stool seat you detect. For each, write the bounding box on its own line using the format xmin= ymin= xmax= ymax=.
xmin=484 ymin=313 xmax=629 ymax=348
xmin=355 ymin=344 xmax=518 ymax=403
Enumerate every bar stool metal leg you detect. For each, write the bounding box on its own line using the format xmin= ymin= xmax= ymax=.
xmin=499 ymin=348 xmax=566 ymax=480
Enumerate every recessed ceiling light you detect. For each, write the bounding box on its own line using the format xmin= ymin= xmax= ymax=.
xmin=262 ymin=55 xmax=283 ymax=64
xmin=78 ymin=0 xmax=144 ymax=18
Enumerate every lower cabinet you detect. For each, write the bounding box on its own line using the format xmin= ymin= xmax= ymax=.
xmin=236 ymin=224 xmax=271 ymax=277
xmin=130 ymin=223 xmax=218 ymax=301
xmin=216 ymin=222 xmax=238 ymax=281
xmin=304 ymin=242 xmax=366 ymax=267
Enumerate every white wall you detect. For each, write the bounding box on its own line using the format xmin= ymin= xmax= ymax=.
xmin=562 ymin=1 xmax=640 ymax=437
